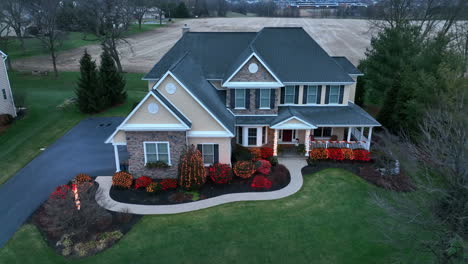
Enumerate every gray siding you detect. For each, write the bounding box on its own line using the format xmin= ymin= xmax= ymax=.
xmin=0 ymin=56 xmax=16 ymax=117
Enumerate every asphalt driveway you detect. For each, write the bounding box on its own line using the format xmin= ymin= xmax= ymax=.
xmin=0 ymin=117 xmax=125 ymax=248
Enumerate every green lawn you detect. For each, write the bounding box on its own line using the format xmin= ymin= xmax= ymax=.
xmin=0 ymin=169 xmax=429 ymax=263
xmin=4 ymin=24 xmax=164 ymax=60
xmin=0 ymin=71 xmax=147 ymax=185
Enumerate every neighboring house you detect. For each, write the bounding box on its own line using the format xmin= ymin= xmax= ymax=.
xmin=106 ymin=27 xmax=380 ymax=178
xmin=0 ymin=50 xmax=16 ymax=118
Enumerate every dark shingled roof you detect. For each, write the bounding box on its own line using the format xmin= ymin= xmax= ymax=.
xmin=144 ymin=28 xmax=354 ymax=83
xmin=235 ymin=115 xmax=277 ymax=125
xmin=151 ymin=89 xmax=192 ymax=128
xmin=169 ymin=54 xmax=236 ymax=134
xmin=332 ymin=57 xmax=363 ymax=76
xmin=272 ymin=103 xmax=381 ymax=127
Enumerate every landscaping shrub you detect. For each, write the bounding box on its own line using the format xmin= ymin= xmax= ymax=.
xmin=342 ymin=148 xmax=354 ymax=160
xmin=168 ymin=192 xmax=193 ymax=203
xmin=269 ymin=164 xmax=289 ymax=186
xmin=233 ymin=161 xmax=256 ymax=179
xmin=134 ymin=176 xmax=152 ymax=189
xmin=296 ymin=144 xmax=306 ymax=155
xmin=50 ymin=185 xmax=71 ymax=199
xmin=232 ymin=144 xmax=253 ymax=162
xmin=0 ymin=114 xmax=13 ymax=126
xmin=310 ymin=148 xmax=328 ymax=160
xmin=249 ymin=148 xmax=262 ymax=161
xmin=145 ymin=161 xmax=170 ymax=168
xmin=160 ymin=179 xmax=178 ymax=190
xmin=178 ymin=146 xmax=206 ymax=190
xmin=269 ymin=156 xmax=278 ymax=166
xmin=208 ymin=163 xmax=233 ymax=184
xmin=112 ymin=171 xmax=133 ymax=189
xmin=251 ymin=175 xmax=272 ymax=189
xmin=353 ymin=149 xmax=371 ymax=161
xmin=146 ymin=182 xmax=161 ymax=193
xmin=327 ymin=148 xmax=344 ymax=161
xmin=256 ymin=159 xmax=272 ymax=175
xmin=260 ymin=147 xmax=274 ymax=159
xmin=74 ymin=173 xmax=92 ymax=183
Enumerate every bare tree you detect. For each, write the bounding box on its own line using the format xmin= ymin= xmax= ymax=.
xmin=453 ymin=21 xmax=468 ymax=74
xmin=27 ymin=0 xmax=65 ymax=77
xmin=0 ymin=0 xmax=29 ymax=51
xmin=0 ymin=22 xmax=14 ymax=69
xmin=130 ymin=0 xmax=151 ymax=30
xmin=372 ymin=79 xmax=468 ymax=263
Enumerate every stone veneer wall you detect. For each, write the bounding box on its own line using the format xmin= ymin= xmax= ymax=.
xmin=231 ymin=57 xmax=275 ymax=82
xmin=126 ymin=131 xmax=186 ymax=179
xmin=227 ymin=89 xmax=279 ymax=115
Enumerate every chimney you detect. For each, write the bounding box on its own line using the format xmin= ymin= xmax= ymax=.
xmin=182 ymin=24 xmax=190 ymax=35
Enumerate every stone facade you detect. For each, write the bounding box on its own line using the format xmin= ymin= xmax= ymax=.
xmin=231 ymin=57 xmax=276 ymax=82
xmin=228 ymin=88 xmax=279 ymax=115
xmin=126 ymin=131 xmax=186 ymax=179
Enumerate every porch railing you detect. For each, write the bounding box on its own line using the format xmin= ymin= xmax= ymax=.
xmin=310 ymin=140 xmax=367 ymax=150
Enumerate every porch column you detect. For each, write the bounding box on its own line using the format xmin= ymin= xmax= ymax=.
xmin=367 ymin=127 xmax=373 ymax=151
xmin=273 ymin=129 xmax=278 ymax=156
xmin=304 ymin=129 xmax=310 ymax=156
xmin=347 ymin=127 xmax=352 ymax=148
xmin=360 ymin=127 xmax=364 ymax=140
xmin=114 ymin=145 xmax=121 ymax=172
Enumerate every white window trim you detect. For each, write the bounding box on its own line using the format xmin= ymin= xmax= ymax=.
xmin=259 ymin=89 xmax=271 ymax=109
xmin=234 ymin=88 xmax=246 ymax=109
xmin=328 ymin=85 xmax=341 ymax=105
xmin=143 ymin=141 xmax=171 ymax=166
xmin=284 ymin=86 xmax=296 ymax=104
xmin=278 ymin=129 xmax=298 ymax=143
xmin=306 ymin=85 xmax=319 ymax=105
xmin=200 ymin=143 xmax=216 ymax=166
xmin=238 ymin=126 xmax=266 ymax=147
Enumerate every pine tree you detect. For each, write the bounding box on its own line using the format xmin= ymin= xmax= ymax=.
xmin=76 ymin=50 xmax=99 ymax=113
xmin=99 ymin=49 xmax=126 ymax=108
xmin=174 ymin=2 xmax=190 ymax=18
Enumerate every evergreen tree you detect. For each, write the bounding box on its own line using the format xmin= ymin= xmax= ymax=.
xmin=76 ymin=50 xmax=99 ymax=113
xmin=174 ymin=2 xmax=190 ymax=18
xmin=99 ymin=49 xmax=126 ymax=108
xmin=354 ymin=63 xmax=366 ymax=107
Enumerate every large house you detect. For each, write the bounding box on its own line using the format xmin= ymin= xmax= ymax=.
xmin=0 ymin=50 xmax=16 ymax=118
xmin=106 ymin=27 xmax=380 ymax=178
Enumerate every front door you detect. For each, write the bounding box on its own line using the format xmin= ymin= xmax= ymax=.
xmin=282 ymin=130 xmax=293 ymax=142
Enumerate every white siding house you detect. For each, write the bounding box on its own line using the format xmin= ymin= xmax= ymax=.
xmin=0 ymin=50 xmax=16 ymax=117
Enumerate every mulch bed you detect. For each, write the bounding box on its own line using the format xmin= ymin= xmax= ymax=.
xmin=302 ymin=160 xmax=414 ymax=192
xmin=110 ymin=165 xmax=291 ymax=205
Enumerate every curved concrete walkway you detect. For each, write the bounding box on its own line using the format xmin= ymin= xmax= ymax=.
xmin=95 ymin=157 xmax=306 ymax=215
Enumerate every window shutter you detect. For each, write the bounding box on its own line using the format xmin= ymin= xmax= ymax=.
xmin=280 ymin=87 xmax=285 ymax=104
xmin=302 ymin=85 xmax=308 ymax=104
xmin=339 ymin=85 xmax=344 ymax=104
xmin=214 ymin=144 xmax=219 ymax=163
xmin=316 ymin=86 xmax=322 ymax=104
xmin=197 ymin=144 xmax=203 ymax=155
xmin=294 ymin=85 xmax=299 ymax=104
xmin=325 ymin=85 xmax=330 ymax=104
xmin=270 ymin=89 xmax=275 ymax=109
xmin=255 ymin=89 xmax=260 ymax=108
xmin=245 ymin=89 xmax=250 ymax=109
xmin=230 ymin=89 xmax=235 ymax=108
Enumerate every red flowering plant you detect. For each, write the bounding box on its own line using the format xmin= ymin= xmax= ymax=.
xmin=233 ymin=161 xmax=256 ymax=179
xmin=255 ymin=159 xmax=272 ymax=175
xmin=160 ymin=179 xmax=178 ymax=191
xmin=134 ymin=176 xmax=152 ymax=189
xmin=342 ymin=148 xmax=354 ymax=160
xmin=208 ymin=163 xmax=232 ymax=184
xmin=353 ymin=149 xmax=371 ymax=161
xmin=50 ymin=184 xmax=71 ymax=199
xmin=309 ymin=148 xmax=328 ymax=160
xmin=327 ymin=148 xmax=344 ymax=161
xmin=251 ymin=175 xmax=273 ymax=189
xmin=249 ymin=148 xmax=262 ymax=161
xmin=260 ymin=147 xmax=274 ymax=159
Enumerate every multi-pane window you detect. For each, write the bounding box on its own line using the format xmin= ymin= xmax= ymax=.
xmin=235 ymin=89 xmax=246 ymax=109
xmin=201 ymin=144 xmax=215 ymax=165
xmin=306 ymin=85 xmax=318 ymax=104
xmin=259 ymin=89 xmax=270 ymax=108
xmin=315 ymin=127 xmax=332 ymax=137
xmin=248 ymin=128 xmax=257 ymax=146
xmin=329 ymin=85 xmax=340 ymax=104
xmin=144 ymin=142 xmax=170 ymax=164
xmin=284 ymin=86 xmax=295 ymax=104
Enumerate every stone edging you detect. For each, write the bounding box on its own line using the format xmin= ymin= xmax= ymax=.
xmin=95 ymin=158 xmax=306 ymax=215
